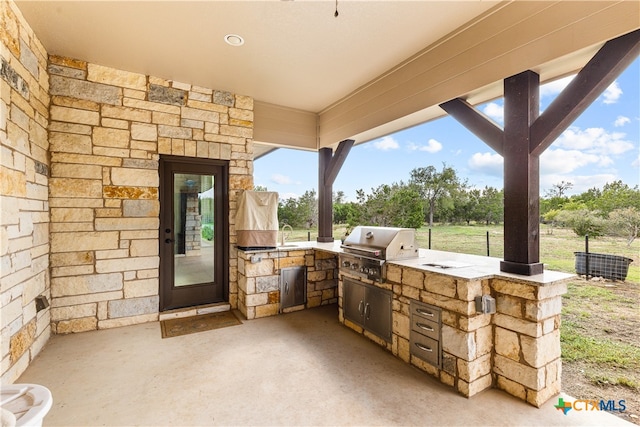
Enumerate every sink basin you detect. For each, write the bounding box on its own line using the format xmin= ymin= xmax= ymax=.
xmin=422 ymin=261 xmax=474 ymax=269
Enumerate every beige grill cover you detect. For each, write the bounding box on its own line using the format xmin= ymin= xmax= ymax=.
xmin=236 ymin=190 xmax=279 ymax=248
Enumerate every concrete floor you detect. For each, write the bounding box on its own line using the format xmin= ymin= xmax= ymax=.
xmin=17 ymin=304 xmax=632 ymax=426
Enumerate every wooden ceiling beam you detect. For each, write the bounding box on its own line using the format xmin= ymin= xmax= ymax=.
xmin=530 ymin=29 xmax=640 ymax=156
xmin=439 ymin=98 xmax=504 ymax=156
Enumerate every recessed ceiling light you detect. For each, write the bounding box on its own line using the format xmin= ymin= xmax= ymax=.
xmin=224 ymin=34 xmax=245 ymax=46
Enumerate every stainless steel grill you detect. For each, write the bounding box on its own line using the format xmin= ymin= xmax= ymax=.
xmin=339 ymin=226 xmax=418 ymax=281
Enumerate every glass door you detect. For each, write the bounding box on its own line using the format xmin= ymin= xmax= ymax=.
xmin=159 ymin=157 xmax=228 ymax=311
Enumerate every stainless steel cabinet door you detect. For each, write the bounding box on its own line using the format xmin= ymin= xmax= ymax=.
xmin=364 ymin=286 xmax=392 ymax=342
xmin=343 ymin=278 xmax=365 ymax=327
xmin=280 ymin=267 xmax=306 ymax=309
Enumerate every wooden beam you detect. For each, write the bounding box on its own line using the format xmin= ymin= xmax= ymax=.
xmin=530 ymin=29 xmax=640 ymax=156
xmin=317 ymin=140 xmax=354 ymax=242
xmin=439 ymin=99 xmax=504 ymax=155
xmin=324 ymin=139 xmax=354 ymax=186
xmin=500 ymin=70 xmax=543 ymax=276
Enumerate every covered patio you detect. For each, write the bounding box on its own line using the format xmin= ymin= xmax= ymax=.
xmin=2 ymin=0 xmax=639 ymax=424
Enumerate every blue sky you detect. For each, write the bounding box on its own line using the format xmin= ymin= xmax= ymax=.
xmin=254 ymin=57 xmax=639 ymax=202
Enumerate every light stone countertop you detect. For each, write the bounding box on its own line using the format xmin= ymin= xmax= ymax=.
xmin=237 ymin=241 xmax=575 ymax=285
xmin=390 ymin=248 xmax=575 ymax=285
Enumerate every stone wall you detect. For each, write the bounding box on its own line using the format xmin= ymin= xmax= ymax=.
xmin=47 ymin=56 xmax=253 ymax=333
xmin=237 ymin=248 xmax=338 ymax=319
xmin=1 ymin=0 xmax=52 ymax=382
xmin=491 ymin=277 xmax=566 ymax=407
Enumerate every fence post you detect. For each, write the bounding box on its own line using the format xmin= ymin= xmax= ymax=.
xmin=428 ymin=228 xmax=432 ymax=249
xmin=585 ymin=234 xmax=590 ymax=280
xmin=486 ymin=231 xmax=490 ymax=257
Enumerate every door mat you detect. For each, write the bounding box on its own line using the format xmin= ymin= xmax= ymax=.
xmin=161 ymin=310 xmax=242 ymax=339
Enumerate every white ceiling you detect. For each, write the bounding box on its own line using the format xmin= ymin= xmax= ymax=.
xmin=14 ymin=1 xmax=640 ymax=158
xmin=15 ymin=0 xmax=499 ymax=113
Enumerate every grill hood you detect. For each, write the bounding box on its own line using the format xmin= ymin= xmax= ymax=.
xmin=341 ymin=226 xmax=418 ymax=261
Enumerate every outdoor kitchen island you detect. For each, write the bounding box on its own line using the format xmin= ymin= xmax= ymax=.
xmin=237 ymin=239 xmax=573 ymax=408
xmin=348 ymin=248 xmax=573 ymax=407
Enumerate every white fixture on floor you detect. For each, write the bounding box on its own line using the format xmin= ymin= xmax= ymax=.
xmin=0 ymin=384 xmax=52 ymax=427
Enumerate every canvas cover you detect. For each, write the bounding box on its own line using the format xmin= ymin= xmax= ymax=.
xmin=236 ymin=191 xmax=279 ymax=248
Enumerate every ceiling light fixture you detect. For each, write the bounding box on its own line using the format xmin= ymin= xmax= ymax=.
xmin=224 ymin=34 xmax=244 ymax=46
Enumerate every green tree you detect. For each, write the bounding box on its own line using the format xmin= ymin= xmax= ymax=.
xmin=297 ymin=190 xmax=318 ymax=228
xmin=277 ymin=190 xmax=318 ymax=228
xmin=387 ymin=187 xmax=424 ymax=228
xmin=350 ymin=182 xmax=423 ymax=228
xmin=607 ymin=207 xmax=640 ymax=246
xmin=589 ymin=181 xmax=640 ymax=215
xmin=450 ymin=188 xmax=479 ymax=225
xmin=476 ymin=186 xmax=503 ymax=225
xmin=556 ymin=209 xmax=605 ymax=237
xmin=410 ymin=164 xmax=463 ymax=227
xmin=278 ymin=197 xmax=300 ymax=227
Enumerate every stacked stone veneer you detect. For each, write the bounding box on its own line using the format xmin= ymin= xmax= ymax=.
xmin=1 ymin=0 xmax=52 ymax=383
xmin=46 ymin=55 xmax=253 ymax=333
xmin=339 ymin=264 xmax=568 ymax=407
xmin=183 ymin=192 xmax=201 ymax=256
xmin=237 ymin=248 xmax=338 ymax=319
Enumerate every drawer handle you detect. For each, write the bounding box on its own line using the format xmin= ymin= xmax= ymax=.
xmin=415 ymin=343 xmax=433 ymax=352
xmin=416 ymin=322 xmax=434 ymax=332
xmin=416 ymin=308 xmax=434 ymax=317
xmin=358 ymin=301 xmax=364 ymax=317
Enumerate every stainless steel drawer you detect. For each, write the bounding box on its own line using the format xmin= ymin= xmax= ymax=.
xmin=411 ymin=303 xmax=441 ymax=323
xmin=410 ymin=330 xmax=440 ymax=366
xmin=411 ymin=317 xmax=439 ymax=341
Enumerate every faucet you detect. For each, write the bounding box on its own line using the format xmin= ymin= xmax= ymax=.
xmin=280 ymin=224 xmax=293 ymax=246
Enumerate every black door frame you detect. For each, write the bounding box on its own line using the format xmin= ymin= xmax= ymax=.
xmin=158 ymin=155 xmax=229 ymax=311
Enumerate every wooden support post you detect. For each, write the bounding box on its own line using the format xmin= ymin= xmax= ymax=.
xmin=317 ymin=140 xmax=354 ymax=242
xmin=500 ymin=71 xmax=543 ymax=275
xmin=440 ymin=29 xmax=640 ymax=275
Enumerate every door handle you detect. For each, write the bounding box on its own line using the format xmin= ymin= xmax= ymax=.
xmin=358 ymin=301 xmax=364 ymax=317
xmin=364 ymin=303 xmax=371 ymax=320
xmin=165 ymin=238 xmax=173 ymax=243
xmin=284 ymin=281 xmax=289 ymax=295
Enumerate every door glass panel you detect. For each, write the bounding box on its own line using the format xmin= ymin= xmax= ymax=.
xmin=173 ymin=173 xmax=215 ymax=287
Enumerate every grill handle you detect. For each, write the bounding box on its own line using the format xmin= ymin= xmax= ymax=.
xmin=340 ymin=245 xmax=382 ymax=258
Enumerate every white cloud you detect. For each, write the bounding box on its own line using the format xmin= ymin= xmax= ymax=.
xmin=540 ymin=149 xmax=601 ymax=174
xmin=632 ymin=153 xmax=640 ymax=168
xmin=614 ymin=115 xmax=630 ymax=127
xmin=468 ymin=152 xmax=503 ymax=176
xmin=270 ymin=173 xmax=293 ymax=185
xmin=602 ymin=81 xmax=622 ymax=104
xmin=482 ymin=102 xmax=504 ymax=124
xmin=554 ymin=126 xmax=634 ymax=156
xmin=540 ymin=75 xmax=574 ymax=98
xmin=407 ymin=138 xmax=443 ymax=153
xmin=373 ymin=136 xmax=399 ymax=151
